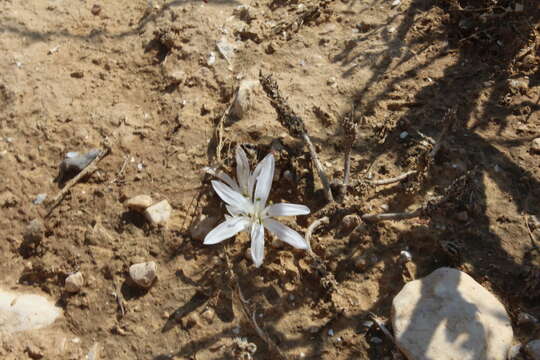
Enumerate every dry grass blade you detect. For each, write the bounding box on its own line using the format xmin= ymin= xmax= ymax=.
xmin=259 ymin=71 xmax=334 ymax=202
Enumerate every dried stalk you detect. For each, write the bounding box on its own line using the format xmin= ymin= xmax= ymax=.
xmin=225 ymin=251 xmax=288 ymax=360
xmin=305 ymin=216 xmax=329 ymax=250
xmin=46 ymin=144 xmax=111 ymax=218
xmin=215 ymin=84 xmax=239 ymax=164
xmin=362 ymin=209 xmax=422 ymax=222
xmin=259 ymin=72 xmax=333 ymax=202
xmin=366 ymin=171 xmax=417 ymax=186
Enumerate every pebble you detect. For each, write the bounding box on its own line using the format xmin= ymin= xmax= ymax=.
xmin=200 ymin=308 xmax=215 ymax=324
xmin=399 ymin=250 xmax=412 ymax=263
xmin=371 ymin=336 xmax=383 ymax=344
xmin=65 ymin=271 xmax=84 ymax=293
xmin=230 ymin=79 xmax=257 ymax=119
xmin=190 ymin=215 xmax=220 ymax=241
xmin=391 ymin=0 xmax=401 ymax=6
xmin=129 ymin=261 xmax=157 ymax=288
xmin=207 ymin=52 xmax=216 ymax=66
xmin=340 ymin=214 xmax=361 ymax=234
xmin=125 ymin=195 xmax=153 ymax=212
xmin=216 ymin=37 xmax=236 ymax=63
xmin=399 ymin=131 xmax=409 ymax=139
xmin=23 ymin=219 xmax=44 ymax=244
xmin=327 ymin=329 xmax=334 ymax=337
xmin=232 ymin=326 xmax=241 ymax=335
xmin=526 ymin=340 xmax=540 ymax=360
xmin=33 ymin=193 xmax=47 ymax=205
xmin=60 ymin=149 xmax=100 ymax=176
xmin=0 ymin=289 xmax=61 ymax=333
xmin=392 ymin=267 xmax=513 ymax=360
xmin=532 ymin=138 xmax=540 ymax=154
xmin=144 ymin=200 xmax=172 ymax=224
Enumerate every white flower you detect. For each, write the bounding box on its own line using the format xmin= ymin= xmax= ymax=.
xmin=204 ymin=151 xmax=310 ymax=267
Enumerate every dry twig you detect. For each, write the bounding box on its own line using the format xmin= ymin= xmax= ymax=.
xmin=259 ymin=72 xmax=334 ymax=202
xmin=364 ymin=170 xmax=417 ymax=186
xmin=46 ymin=144 xmax=111 ymax=218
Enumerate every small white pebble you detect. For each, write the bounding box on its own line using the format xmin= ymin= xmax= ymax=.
xmin=371 ymin=336 xmax=383 ymax=344
xmin=362 ymin=320 xmax=374 ymax=328
xmin=137 ymin=163 xmax=144 ymax=171
xmin=391 ymin=0 xmax=401 ymax=6
xmin=400 ymin=131 xmax=409 ymax=139
xmin=380 ymin=204 xmax=389 ymax=211
xmin=328 ymin=329 xmax=334 ymax=337
xmin=400 ymin=250 xmax=412 ymax=263
xmin=233 ymin=326 xmax=240 ymax=335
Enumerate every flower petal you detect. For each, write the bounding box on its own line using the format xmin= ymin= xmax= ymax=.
xmin=226 ymin=204 xmax=244 ymax=217
xmin=263 ymin=218 xmax=308 ymax=249
xmin=203 ymin=167 xmax=239 ymax=191
xmin=265 ymin=203 xmax=310 ymax=217
xmin=250 ymin=222 xmax=265 ymax=267
xmin=211 ymin=180 xmax=252 ymax=213
xmin=204 ymin=216 xmax=249 ymax=245
xmin=235 ymin=145 xmax=250 ymax=194
xmin=253 ymin=153 xmax=275 ymax=209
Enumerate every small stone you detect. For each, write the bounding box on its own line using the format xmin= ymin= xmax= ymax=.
xmin=91 ymin=4 xmax=101 ymax=15
xmin=399 ymin=250 xmax=412 ymax=263
xmin=526 ymin=340 xmax=540 ymax=360
xmin=327 ymin=329 xmax=334 ymax=337
xmin=362 ymin=320 xmax=374 ymax=328
xmin=144 ymin=200 xmax=172 ymax=224
xmin=125 ymin=195 xmax=153 ymax=212
xmin=340 ymin=214 xmax=361 ymax=234
xmin=507 ymin=344 xmax=521 ymax=359
xmin=129 ymin=261 xmax=157 ymax=288
xmin=517 ymin=311 xmax=538 ymax=326
xmin=531 ymin=138 xmax=540 ymax=154
xmin=507 ymin=78 xmax=528 ymax=94
xmin=201 ymin=308 xmax=215 ymax=324
xmin=392 ymin=267 xmax=513 ymax=360
xmin=70 ymin=71 xmax=84 ymax=79
xmin=33 ymin=193 xmax=47 ymax=205
xmin=190 ymin=215 xmax=220 ymax=240
xmin=371 ymin=336 xmax=383 ymax=344
xmin=65 ymin=271 xmax=84 ymax=293
xmin=232 ymin=326 xmax=240 ymax=335
xmin=59 ymin=149 xmax=99 ymax=178
xmin=24 ymin=219 xmax=44 ymax=244
xmin=207 ymin=52 xmax=216 ymax=66
xmin=380 ymin=204 xmax=389 ymax=211
xmin=230 ymin=79 xmax=257 ymax=120
xmin=399 ymin=131 xmax=409 ymax=139
xmin=391 ymin=0 xmax=401 ymax=6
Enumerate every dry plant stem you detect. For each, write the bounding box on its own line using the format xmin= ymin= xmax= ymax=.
xmin=302 ymin=133 xmax=334 ymax=202
xmin=259 ymin=72 xmax=333 ymax=202
xmin=369 ymin=312 xmax=395 ymax=343
xmin=362 ymin=209 xmax=422 ymax=222
xmin=46 ymin=145 xmax=111 ymax=218
xmin=366 ymin=170 xmax=417 ymax=186
xmin=305 ymin=216 xmax=329 ymax=251
xmin=224 ymin=251 xmax=288 ymax=360
xmin=215 ymin=85 xmax=239 ymax=164
xmin=429 ymin=108 xmax=456 ymax=160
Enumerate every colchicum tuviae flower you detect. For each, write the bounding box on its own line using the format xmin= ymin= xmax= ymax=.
xmin=204 ymin=146 xmax=310 ymax=267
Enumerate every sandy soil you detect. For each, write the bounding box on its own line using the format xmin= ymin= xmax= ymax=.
xmin=0 ymin=0 xmax=539 ymax=359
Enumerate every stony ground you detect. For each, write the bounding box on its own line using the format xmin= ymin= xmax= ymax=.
xmin=0 ymin=0 xmax=539 ymax=359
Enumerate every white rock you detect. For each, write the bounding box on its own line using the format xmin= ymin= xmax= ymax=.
xmin=507 ymin=344 xmax=521 ymax=359
xmin=65 ymin=272 xmax=84 ymax=293
xmin=144 ymin=200 xmax=172 ymax=224
xmin=532 ymin=138 xmax=540 ymax=154
xmin=0 ymin=289 xmax=62 ymax=333
xmin=392 ymin=267 xmax=513 ymax=360
xmin=129 ymin=261 xmax=157 ymax=288
xmin=230 ymin=79 xmax=257 ymax=119
xmin=190 ymin=215 xmax=220 ymax=241
xmin=125 ymin=195 xmax=153 ymax=212
xmin=526 ymin=340 xmax=540 ymax=360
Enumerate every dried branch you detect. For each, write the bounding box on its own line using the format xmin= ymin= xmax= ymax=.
xmin=362 ymin=209 xmax=422 ymax=222
xmin=305 ymin=216 xmax=329 ymax=250
xmin=259 ymin=72 xmax=333 ymax=202
xmin=225 ymin=251 xmax=288 ymax=360
xmin=46 ymin=143 xmax=111 ymax=218
xmin=366 ymin=170 xmax=417 ymax=186
xmin=272 ymin=0 xmax=335 ymax=36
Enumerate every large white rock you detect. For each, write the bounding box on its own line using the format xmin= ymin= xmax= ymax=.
xmin=129 ymin=261 xmax=157 ymax=288
xmin=0 ymin=290 xmax=61 ymax=333
xmin=392 ymin=267 xmax=513 ymax=360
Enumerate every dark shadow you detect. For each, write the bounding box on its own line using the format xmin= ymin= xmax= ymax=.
xmin=120 ymin=278 xmax=152 ymax=300
xmin=161 ymin=290 xmax=209 ymax=332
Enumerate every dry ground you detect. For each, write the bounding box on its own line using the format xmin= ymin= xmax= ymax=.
xmin=0 ymin=0 xmax=539 ymax=359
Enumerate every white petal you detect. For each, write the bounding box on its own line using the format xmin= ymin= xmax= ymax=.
xmin=250 ymin=223 xmax=265 ymax=267
xmin=226 ymin=204 xmax=243 ymax=217
xmin=204 ymin=216 xmax=250 ymax=245
xmin=236 ymin=146 xmax=250 ymax=193
xmin=265 ymin=203 xmax=310 ymax=217
xmin=253 ymin=153 xmax=275 ymax=209
xmin=211 ymin=180 xmax=252 ymax=213
xmin=263 ymin=218 xmax=308 ymax=249
xmin=203 ymin=166 xmax=240 ymax=191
